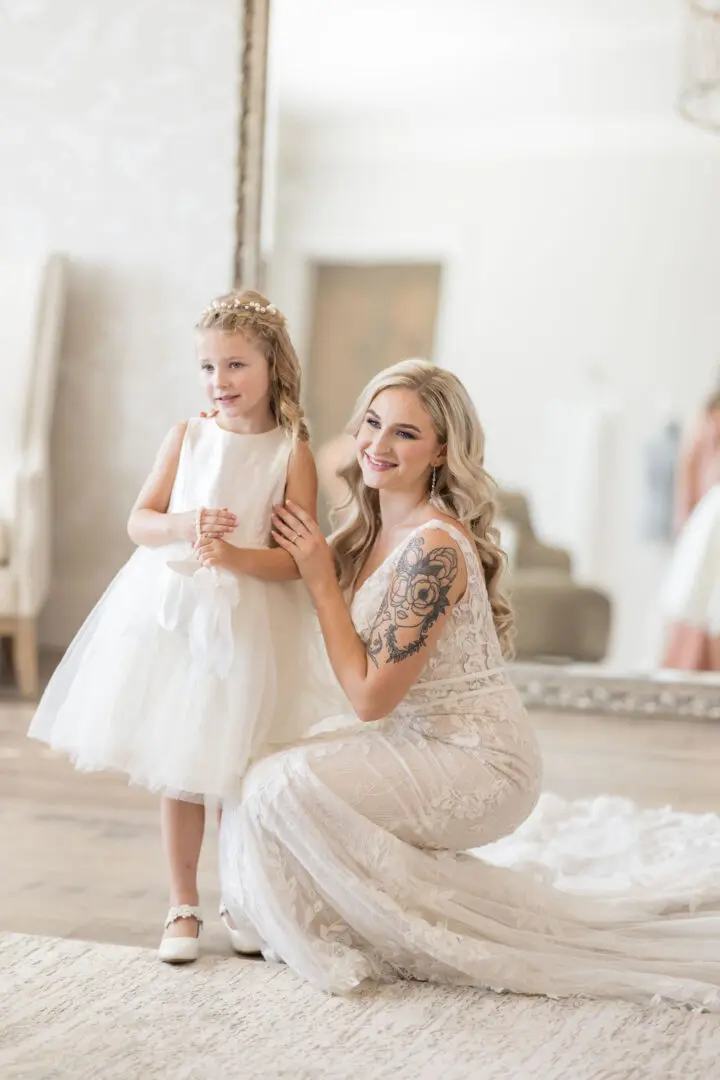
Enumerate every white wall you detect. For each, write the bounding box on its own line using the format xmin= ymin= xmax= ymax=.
xmin=0 ymin=1 xmax=239 ymax=645
xmin=269 ymin=119 xmax=720 ymax=667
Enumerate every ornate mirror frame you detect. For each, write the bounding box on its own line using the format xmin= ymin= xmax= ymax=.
xmin=234 ymin=0 xmax=270 ymax=291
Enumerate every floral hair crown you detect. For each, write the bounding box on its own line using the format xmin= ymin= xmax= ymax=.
xmin=202 ymin=296 xmax=280 ymax=318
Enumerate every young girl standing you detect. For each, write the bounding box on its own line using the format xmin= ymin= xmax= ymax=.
xmin=29 ymin=290 xmax=332 ymax=962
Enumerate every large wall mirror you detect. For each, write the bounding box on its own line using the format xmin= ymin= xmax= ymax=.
xmin=239 ymin=0 xmax=720 ymax=719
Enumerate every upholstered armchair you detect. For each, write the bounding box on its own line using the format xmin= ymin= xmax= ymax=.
xmin=498 ymin=489 xmax=611 ymax=663
xmin=0 ymin=254 xmax=67 ymax=697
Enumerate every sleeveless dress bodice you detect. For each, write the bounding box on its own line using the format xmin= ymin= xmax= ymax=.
xmin=350 ymin=519 xmax=540 ymax=773
xmin=168 ymin=419 xmax=291 ymax=547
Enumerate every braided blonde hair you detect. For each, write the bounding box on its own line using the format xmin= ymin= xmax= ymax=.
xmin=196 ymin=289 xmax=308 ymax=442
xmin=331 ymin=359 xmax=515 ymax=657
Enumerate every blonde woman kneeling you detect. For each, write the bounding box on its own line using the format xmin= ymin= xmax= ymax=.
xmin=220 ymin=360 xmax=720 ymax=1010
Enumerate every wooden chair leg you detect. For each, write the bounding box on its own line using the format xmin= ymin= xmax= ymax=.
xmin=12 ymin=618 xmax=40 ymax=700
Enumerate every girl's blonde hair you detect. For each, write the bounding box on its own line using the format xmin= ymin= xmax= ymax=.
xmin=331 ymin=359 xmax=515 ymax=657
xmin=196 ymin=289 xmax=308 ymax=442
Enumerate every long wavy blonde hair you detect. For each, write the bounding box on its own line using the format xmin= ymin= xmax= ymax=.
xmin=196 ymin=289 xmax=308 ymax=442
xmin=331 ymin=359 xmax=515 ymax=656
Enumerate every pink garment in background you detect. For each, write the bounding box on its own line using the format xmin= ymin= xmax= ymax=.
xmin=662 ymin=409 xmax=720 ymax=672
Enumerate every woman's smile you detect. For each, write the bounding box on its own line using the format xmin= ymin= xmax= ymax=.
xmin=363 ymin=451 xmax=397 ymax=472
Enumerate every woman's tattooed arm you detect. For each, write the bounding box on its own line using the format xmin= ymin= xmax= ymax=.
xmin=292 ymin=527 xmax=466 ymax=723
xmin=366 ymin=536 xmax=460 ymax=668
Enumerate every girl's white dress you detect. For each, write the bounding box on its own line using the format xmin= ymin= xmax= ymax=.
xmin=660 ymin=483 xmax=720 ymax=637
xmin=29 ymin=418 xmax=340 ymax=801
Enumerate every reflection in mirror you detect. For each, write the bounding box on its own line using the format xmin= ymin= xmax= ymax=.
xmin=262 ymin=0 xmax=720 ymax=693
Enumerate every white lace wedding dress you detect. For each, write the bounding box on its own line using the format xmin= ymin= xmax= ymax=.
xmin=220 ymin=520 xmax=720 ymax=1009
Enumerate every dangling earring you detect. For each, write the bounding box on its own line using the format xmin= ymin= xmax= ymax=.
xmin=431 ymin=466 xmax=438 ymax=498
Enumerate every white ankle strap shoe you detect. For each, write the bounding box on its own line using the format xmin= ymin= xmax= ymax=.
xmin=158 ymin=905 xmax=203 ymax=964
xmin=219 ymin=902 xmax=264 ymax=956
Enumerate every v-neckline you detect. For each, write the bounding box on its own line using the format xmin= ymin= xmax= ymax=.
xmin=349 ymin=518 xmax=462 ymax=607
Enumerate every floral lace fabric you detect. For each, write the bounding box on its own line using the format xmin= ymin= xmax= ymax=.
xmin=220 ymin=521 xmax=720 ymax=1009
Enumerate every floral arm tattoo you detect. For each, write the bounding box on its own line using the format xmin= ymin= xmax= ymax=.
xmin=366 ymin=537 xmax=459 ymax=668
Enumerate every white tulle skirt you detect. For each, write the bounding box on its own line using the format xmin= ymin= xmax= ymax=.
xmin=28 ymin=543 xmax=344 ymax=801
xmin=661 ymin=484 xmax=720 ymax=635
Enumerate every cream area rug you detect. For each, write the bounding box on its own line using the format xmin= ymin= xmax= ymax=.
xmin=1 ymin=933 xmax=719 ymax=1080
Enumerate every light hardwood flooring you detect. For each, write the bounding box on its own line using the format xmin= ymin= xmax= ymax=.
xmin=1 ymin=669 xmax=719 ymax=955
